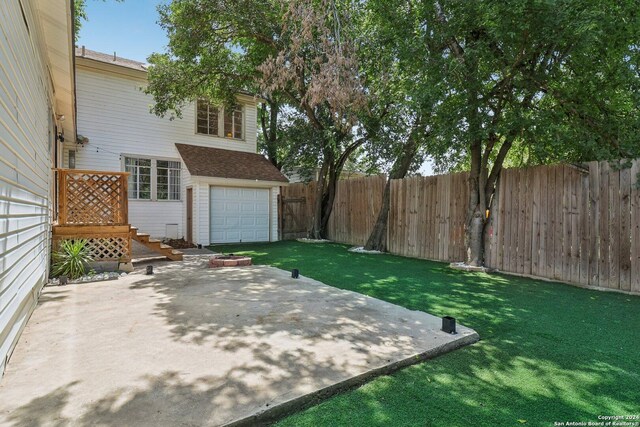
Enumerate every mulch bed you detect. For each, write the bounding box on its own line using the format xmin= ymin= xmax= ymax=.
xmin=162 ymin=238 xmax=197 ymax=249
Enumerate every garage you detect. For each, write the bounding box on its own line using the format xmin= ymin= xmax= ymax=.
xmin=210 ymin=186 xmax=270 ymax=243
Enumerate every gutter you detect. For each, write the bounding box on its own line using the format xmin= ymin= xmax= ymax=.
xmin=70 ymin=0 xmax=78 ymax=142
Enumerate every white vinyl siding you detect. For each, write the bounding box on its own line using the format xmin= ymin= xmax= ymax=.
xmin=71 ymin=67 xmax=258 ymax=175
xmin=69 ymin=66 xmax=259 ymax=239
xmin=0 ymin=0 xmax=57 ymax=375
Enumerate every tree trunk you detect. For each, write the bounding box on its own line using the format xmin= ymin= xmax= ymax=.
xmin=260 ymin=100 xmax=282 ymax=170
xmin=309 ymin=138 xmax=364 ymax=239
xmin=466 ymin=135 xmax=486 ymax=266
xmin=364 ymin=122 xmax=422 ymax=251
xmin=309 ymin=158 xmax=330 ymax=239
xmin=364 ymin=178 xmax=392 ymax=251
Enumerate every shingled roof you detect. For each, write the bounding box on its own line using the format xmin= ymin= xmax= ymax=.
xmin=75 ymin=47 xmax=148 ymax=72
xmin=175 ymin=144 xmax=288 ymax=183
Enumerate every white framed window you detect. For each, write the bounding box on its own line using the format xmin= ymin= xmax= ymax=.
xmin=124 ymin=156 xmax=181 ymax=201
xmin=157 ymin=160 xmax=181 ymax=201
xmin=196 ymin=100 xmax=219 ymax=136
xmin=196 ymin=101 xmax=243 ymax=140
xmin=125 ymin=157 xmax=152 ymax=200
xmin=224 ymin=108 xmax=243 ymax=139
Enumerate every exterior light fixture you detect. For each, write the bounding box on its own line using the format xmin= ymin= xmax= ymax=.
xmin=291 ymin=269 xmax=299 ymax=279
xmin=442 ymin=316 xmax=456 ymax=334
xmin=146 ymin=265 xmax=153 ymax=275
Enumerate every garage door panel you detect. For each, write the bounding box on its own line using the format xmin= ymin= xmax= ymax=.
xmin=225 ymin=202 xmax=240 ymax=213
xmin=225 ymin=188 xmax=241 ymax=198
xmin=225 ymin=217 xmax=240 ymax=227
xmin=210 ymin=186 xmax=270 ymax=243
xmin=211 ymin=188 xmax=225 ymax=198
xmin=241 ymin=203 xmax=256 ymax=213
xmin=211 ymin=217 xmax=226 ymax=227
xmin=240 ymin=217 xmax=256 ymax=226
xmin=211 ymin=231 xmax=225 ymax=241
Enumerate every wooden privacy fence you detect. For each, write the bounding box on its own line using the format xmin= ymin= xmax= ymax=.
xmin=281 ymin=159 xmax=640 ymax=294
xmin=485 ymin=161 xmax=640 ymax=293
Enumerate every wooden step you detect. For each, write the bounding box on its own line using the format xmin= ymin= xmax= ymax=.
xmin=131 ymin=226 xmax=183 ymax=261
xmin=135 ymin=233 xmax=150 ymax=242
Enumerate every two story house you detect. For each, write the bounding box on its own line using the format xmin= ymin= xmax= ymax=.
xmin=64 ymin=48 xmax=288 ymax=247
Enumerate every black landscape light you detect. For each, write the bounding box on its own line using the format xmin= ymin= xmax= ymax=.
xmin=291 ymin=269 xmax=300 ymax=279
xmin=442 ymin=316 xmax=456 ymax=334
xmin=197 ymin=244 xmax=202 ymax=249
xmin=146 ymin=265 xmax=154 ymax=275
xmin=59 ymin=275 xmax=68 ymax=286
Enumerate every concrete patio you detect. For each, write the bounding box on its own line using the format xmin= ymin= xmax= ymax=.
xmin=0 ymin=256 xmax=478 ymax=426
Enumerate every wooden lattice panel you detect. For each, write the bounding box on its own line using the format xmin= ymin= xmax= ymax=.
xmin=58 ymin=169 xmax=128 ymax=225
xmin=85 ymin=236 xmax=131 ymax=261
xmin=52 ymin=225 xmax=132 ymax=262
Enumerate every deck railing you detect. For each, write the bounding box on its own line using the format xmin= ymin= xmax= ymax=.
xmin=53 ymin=169 xmax=131 ymax=263
xmin=57 ymin=169 xmax=129 ymax=225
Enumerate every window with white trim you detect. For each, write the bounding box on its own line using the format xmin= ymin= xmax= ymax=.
xmin=124 ymin=156 xmax=181 ymax=201
xmin=196 ymin=101 xmax=243 ymax=140
xmin=224 ymin=108 xmax=243 ymax=139
xmin=125 ymin=157 xmax=152 ymax=200
xmin=197 ymin=100 xmax=219 ymax=135
xmin=157 ymin=160 xmax=181 ymax=201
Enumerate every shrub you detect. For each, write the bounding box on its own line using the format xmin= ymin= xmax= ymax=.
xmin=52 ymin=239 xmax=92 ymax=280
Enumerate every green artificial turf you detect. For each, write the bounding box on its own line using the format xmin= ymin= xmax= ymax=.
xmin=209 ymin=241 xmax=640 ymax=427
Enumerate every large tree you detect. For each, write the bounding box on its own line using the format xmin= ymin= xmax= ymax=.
xmin=360 ymin=0 xmax=445 ymax=251
xmin=146 ymin=0 xmax=382 ymax=239
xmin=407 ymin=0 xmax=640 ymax=266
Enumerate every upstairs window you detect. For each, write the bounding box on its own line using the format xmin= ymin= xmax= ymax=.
xmin=197 ymin=100 xmax=219 ymax=136
xmin=157 ymin=160 xmax=181 ymax=201
xmin=125 ymin=157 xmax=152 ymax=200
xmin=196 ymin=100 xmax=243 ymax=140
xmin=224 ymin=108 xmax=243 ymax=139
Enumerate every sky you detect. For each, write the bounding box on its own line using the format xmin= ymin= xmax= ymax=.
xmin=77 ymin=0 xmax=435 ymax=175
xmin=77 ymin=0 xmax=168 ymax=63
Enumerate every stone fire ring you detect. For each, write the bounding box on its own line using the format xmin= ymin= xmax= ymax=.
xmin=208 ymin=255 xmax=252 ymax=268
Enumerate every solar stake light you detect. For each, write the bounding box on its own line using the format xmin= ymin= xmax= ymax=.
xmin=59 ymin=275 xmax=68 ymax=286
xmin=442 ymin=316 xmax=456 ymax=334
xmin=291 ymin=269 xmax=300 ymax=279
xmin=146 ymin=265 xmax=154 ymax=275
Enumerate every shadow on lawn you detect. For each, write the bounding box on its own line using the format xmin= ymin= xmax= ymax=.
xmin=213 ymin=242 xmax=640 ymax=426
xmin=7 ymin=243 xmax=637 ymax=427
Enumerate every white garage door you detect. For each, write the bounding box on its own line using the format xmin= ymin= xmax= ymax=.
xmin=210 ymin=187 xmax=270 ymax=243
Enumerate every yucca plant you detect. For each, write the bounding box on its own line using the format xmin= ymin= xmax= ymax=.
xmin=52 ymin=239 xmax=93 ymax=280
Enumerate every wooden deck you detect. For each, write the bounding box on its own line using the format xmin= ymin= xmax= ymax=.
xmin=53 ymin=169 xmax=132 ymax=263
